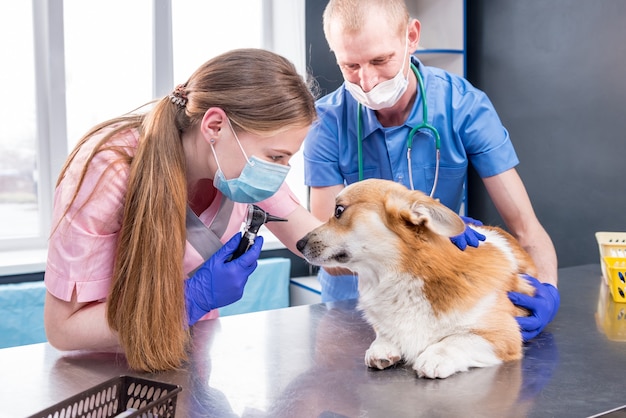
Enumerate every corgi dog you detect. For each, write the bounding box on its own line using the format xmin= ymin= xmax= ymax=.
xmin=296 ymin=179 xmax=536 ymax=379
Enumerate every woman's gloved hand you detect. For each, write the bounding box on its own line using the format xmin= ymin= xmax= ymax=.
xmin=508 ymin=274 xmax=560 ymax=342
xmin=450 ymin=216 xmax=486 ymax=250
xmin=185 ymin=233 xmax=264 ymax=326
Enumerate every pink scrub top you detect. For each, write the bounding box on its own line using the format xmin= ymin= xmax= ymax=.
xmin=44 ymin=126 xmax=300 ymax=318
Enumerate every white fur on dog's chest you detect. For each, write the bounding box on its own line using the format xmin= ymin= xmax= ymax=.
xmin=358 ymin=271 xmax=498 ymax=358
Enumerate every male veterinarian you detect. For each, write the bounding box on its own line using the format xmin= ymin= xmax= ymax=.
xmin=303 ymin=0 xmax=559 ymax=341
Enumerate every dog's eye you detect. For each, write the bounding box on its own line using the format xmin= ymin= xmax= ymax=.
xmin=334 ymin=205 xmax=345 ymax=219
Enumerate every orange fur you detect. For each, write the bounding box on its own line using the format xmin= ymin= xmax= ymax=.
xmin=297 ymin=179 xmax=536 ymax=378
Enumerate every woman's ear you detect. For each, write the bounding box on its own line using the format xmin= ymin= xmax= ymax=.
xmin=200 ymin=107 xmax=228 ymax=143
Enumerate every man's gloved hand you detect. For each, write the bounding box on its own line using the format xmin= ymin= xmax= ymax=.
xmin=185 ymin=233 xmax=264 ymax=326
xmin=450 ymin=215 xmax=486 ymax=250
xmin=508 ymin=274 xmax=560 ymax=342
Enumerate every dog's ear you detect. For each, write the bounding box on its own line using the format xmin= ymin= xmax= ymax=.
xmin=402 ymin=199 xmax=466 ymax=238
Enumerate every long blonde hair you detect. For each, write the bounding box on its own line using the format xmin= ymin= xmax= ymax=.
xmin=55 ymin=49 xmax=317 ymax=372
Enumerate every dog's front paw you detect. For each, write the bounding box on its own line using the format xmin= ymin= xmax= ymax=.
xmin=413 ymin=345 xmax=465 ymax=379
xmin=413 ymin=334 xmax=502 ymax=379
xmin=365 ymin=340 xmax=402 ymax=370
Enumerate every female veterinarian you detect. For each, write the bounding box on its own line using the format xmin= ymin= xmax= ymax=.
xmin=43 ymin=49 xmax=321 ymax=372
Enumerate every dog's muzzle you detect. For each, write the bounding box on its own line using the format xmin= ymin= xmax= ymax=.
xmin=296 ymin=233 xmax=352 ymax=265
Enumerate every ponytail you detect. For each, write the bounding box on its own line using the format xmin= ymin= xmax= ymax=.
xmin=106 ymin=98 xmax=190 ymax=372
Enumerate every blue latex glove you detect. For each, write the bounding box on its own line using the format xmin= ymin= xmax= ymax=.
xmin=508 ymin=274 xmax=560 ymax=342
xmin=450 ymin=216 xmax=486 ymax=250
xmin=185 ymin=233 xmax=264 ymax=326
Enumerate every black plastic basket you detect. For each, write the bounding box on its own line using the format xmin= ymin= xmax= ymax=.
xmin=27 ymin=375 xmax=182 ymax=418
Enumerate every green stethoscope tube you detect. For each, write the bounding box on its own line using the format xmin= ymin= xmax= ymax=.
xmin=357 ymin=63 xmax=441 ymax=197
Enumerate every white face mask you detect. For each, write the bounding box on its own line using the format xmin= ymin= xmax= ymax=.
xmin=344 ymin=34 xmax=410 ymax=110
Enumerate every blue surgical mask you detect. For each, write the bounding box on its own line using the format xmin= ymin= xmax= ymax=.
xmin=210 ymin=120 xmax=290 ymax=203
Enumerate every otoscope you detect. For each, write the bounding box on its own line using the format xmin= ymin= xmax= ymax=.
xmin=230 ymin=204 xmax=288 ymax=260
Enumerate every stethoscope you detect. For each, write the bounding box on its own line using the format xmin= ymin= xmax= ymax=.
xmin=357 ymin=63 xmax=441 ymax=198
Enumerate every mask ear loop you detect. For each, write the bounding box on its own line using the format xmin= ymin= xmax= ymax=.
xmin=226 ymin=118 xmax=255 ymax=167
xmin=208 ymin=139 xmax=225 ymax=176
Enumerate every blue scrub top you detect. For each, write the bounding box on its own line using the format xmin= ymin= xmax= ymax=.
xmin=303 ymin=57 xmax=519 ymax=213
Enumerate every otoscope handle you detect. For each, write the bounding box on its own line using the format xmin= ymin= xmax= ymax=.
xmin=231 ymin=231 xmax=257 ymax=260
xmin=228 ymin=205 xmax=287 ymax=261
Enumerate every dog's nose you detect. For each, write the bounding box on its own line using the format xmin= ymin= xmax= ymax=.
xmin=296 ymin=236 xmax=308 ymax=253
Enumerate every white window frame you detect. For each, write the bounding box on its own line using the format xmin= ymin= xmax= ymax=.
xmin=0 ymin=0 xmax=306 ymax=274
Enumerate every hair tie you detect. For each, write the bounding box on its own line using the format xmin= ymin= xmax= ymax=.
xmin=169 ymin=84 xmax=188 ymax=107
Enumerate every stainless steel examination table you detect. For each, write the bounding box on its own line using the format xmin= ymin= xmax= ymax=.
xmin=2 ymin=264 xmax=625 ymax=418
